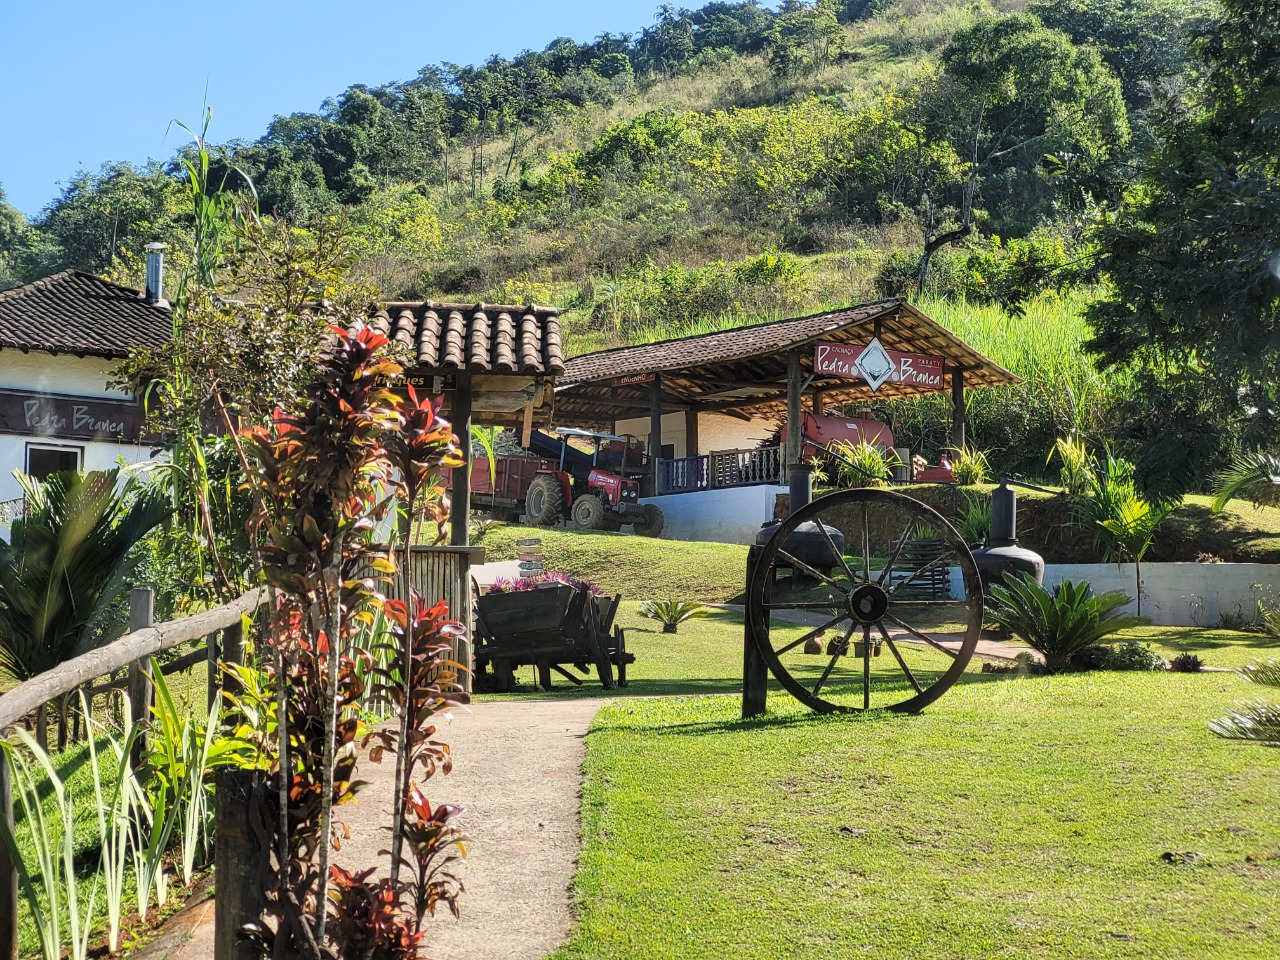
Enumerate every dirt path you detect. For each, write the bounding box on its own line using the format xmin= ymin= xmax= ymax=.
xmin=340 ymin=698 xmax=604 ymax=960
xmin=149 ymin=698 xmax=603 ymax=960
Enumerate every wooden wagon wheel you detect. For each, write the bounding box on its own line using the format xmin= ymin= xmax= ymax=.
xmin=746 ymin=488 xmax=983 ymax=714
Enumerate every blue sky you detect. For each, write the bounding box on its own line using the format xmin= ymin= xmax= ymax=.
xmin=0 ymin=0 xmax=662 ymax=217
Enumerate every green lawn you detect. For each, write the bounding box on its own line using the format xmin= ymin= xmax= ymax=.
xmin=554 ymin=667 xmax=1280 ymax=960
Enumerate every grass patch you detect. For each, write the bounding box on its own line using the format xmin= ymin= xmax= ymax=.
xmin=556 ymin=668 xmax=1280 ymax=960
xmin=471 ymin=524 xmax=749 ymax=602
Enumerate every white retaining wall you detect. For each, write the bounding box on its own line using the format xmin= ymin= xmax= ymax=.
xmin=948 ymin=562 xmax=1280 ymax=627
xmin=641 ymin=485 xmax=787 ymax=545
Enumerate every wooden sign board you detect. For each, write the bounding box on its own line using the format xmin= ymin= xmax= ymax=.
xmin=611 ymin=373 xmax=656 ymax=388
xmin=0 ymin=389 xmax=147 ymax=442
xmin=813 ymin=341 xmax=944 ymax=390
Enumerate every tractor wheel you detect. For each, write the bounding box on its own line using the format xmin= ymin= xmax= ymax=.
xmin=631 ymin=503 xmax=665 ymax=538
xmin=572 ymin=494 xmax=608 ymax=530
xmin=525 ymin=475 xmax=564 ymax=527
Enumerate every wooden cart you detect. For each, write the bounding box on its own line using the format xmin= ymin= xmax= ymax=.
xmin=474 ymin=584 xmax=634 ymax=692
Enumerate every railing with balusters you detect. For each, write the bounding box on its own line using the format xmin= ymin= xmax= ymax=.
xmin=656 ymin=446 xmax=784 ymax=495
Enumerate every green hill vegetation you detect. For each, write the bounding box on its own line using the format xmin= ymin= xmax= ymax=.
xmin=3 ymin=0 xmax=1267 ymax=492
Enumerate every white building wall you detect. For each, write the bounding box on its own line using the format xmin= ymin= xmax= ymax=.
xmin=615 ymin=410 xmax=777 ymax=458
xmin=947 ymin=562 xmax=1280 ymax=628
xmin=0 ymin=351 xmax=155 ymax=504
xmin=640 ymin=485 xmax=786 ymax=545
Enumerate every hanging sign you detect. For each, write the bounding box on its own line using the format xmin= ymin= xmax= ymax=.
xmin=0 ymin=389 xmax=147 ymax=442
xmin=813 ymin=340 xmax=944 ymax=392
xmin=611 ymin=373 xmax=656 ymax=388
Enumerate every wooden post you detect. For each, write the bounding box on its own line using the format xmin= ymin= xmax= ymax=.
xmin=0 ymin=754 xmax=17 ymax=960
xmin=127 ymin=587 xmax=154 ymax=766
xmin=785 ymin=350 xmax=804 ymax=475
xmin=206 ymin=629 xmax=219 ymax=714
xmin=684 ymin=407 xmax=699 ymax=459
xmin=812 ymin=390 xmax=824 ymax=416
xmin=742 ymin=546 xmax=769 ymax=719
xmin=450 ymin=375 xmax=473 ymax=547
xmin=214 ymin=769 xmax=264 ymax=960
xmin=950 ymin=368 xmax=966 ymax=453
xmin=649 ymin=373 xmax=663 ymax=496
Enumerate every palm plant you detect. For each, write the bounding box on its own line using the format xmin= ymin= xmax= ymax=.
xmin=638 ymin=599 xmax=707 ymax=634
xmin=987 ymin=574 xmax=1147 ymax=672
xmin=1209 ymin=659 xmax=1280 ymax=746
xmin=0 ymin=469 xmax=169 ymax=746
xmin=1212 ymin=452 xmax=1280 ymax=512
xmin=1097 ymin=496 xmax=1171 ymax=617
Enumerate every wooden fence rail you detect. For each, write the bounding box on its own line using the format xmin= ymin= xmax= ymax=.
xmin=0 ymin=585 xmax=266 ymax=959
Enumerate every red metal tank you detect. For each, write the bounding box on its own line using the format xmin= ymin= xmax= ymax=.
xmin=780 ymin=411 xmax=894 ymax=451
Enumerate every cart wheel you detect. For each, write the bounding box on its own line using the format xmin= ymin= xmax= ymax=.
xmin=746 ymin=488 xmax=982 ymax=713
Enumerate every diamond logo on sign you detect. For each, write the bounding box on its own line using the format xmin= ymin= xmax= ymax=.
xmin=855 ymin=337 xmax=897 ymax=391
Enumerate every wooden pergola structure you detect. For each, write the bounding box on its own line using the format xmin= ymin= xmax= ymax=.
xmin=555 ymin=298 xmax=1020 ymax=493
xmin=366 ymin=300 xmax=565 ymax=544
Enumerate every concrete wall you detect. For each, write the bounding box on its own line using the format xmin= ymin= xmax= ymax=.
xmin=640 ymin=484 xmax=787 ymax=545
xmin=615 ymin=410 xmax=776 ymax=458
xmin=947 ymin=561 xmax=1280 ymax=627
xmin=0 ymin=350 xmax=154 ymax=504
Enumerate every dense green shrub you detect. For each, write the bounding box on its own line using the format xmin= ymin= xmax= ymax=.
xmin=1102 ymin=640 xmax=1166 ymax=671
xmin=987 ymin=574 xmax=1146 ymax=672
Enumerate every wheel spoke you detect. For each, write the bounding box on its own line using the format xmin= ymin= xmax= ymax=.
xmin=883 ymin=613 xmax=961 ymax=660
xmin=812 ymin=622 xmax=854 ymax=697
xmin=886 ymin=549 xmax=954 ymax=597
xmin=774 ymin=614 xmax=849 ymax=657
xmin=815 ymin=518 xmax=862 ymax=586
xmin=777 ymin=549 xmax=849 ymax=593
xmin=860 ymin=502 xmax=871 ymax=584
xmin=890 ymin=600 xmax=971 ymax=607
xmin=876 ymin=621 xmax=922 ymax=694
xmin=877 ymin=518 xmax=917 ymax=586
xmin=764 ymin=601 xmax=849 ymax=611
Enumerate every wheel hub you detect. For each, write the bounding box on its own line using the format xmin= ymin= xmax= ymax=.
xmin=848 ymin=582 xmax=888 ymax=624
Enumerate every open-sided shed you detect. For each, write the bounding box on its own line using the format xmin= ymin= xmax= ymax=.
xmin=555 ymin=298 xmax=1020 ymax=496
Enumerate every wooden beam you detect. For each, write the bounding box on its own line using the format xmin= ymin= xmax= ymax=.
xmin=684 ymin=408 xmax=699 ymax=457
xmin=786 ymin=350 xmax=803 ymax=474
xmin=520 ymin=397 xmax=534 ymax=448
xmin=950 ymin=368 xmax=966 ymax=452
xmin=649 ymin=373 xmax=663 ymax=496
xmin=450 ymin=374 xmax=473 ymax=547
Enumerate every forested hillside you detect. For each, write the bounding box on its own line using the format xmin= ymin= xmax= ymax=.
xmin=2 ymin=0 xmax=1254 ymax=486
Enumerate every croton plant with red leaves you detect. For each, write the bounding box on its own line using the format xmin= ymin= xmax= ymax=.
xmin=234 ymin=323 xmax=468 ymax=959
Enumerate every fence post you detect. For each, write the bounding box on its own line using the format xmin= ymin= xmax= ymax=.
xmin=206 ymin=628 xmax=220 ymax=714
xmin=214 ymin=769 xmax=264 ymax=960
xmin=127 ymin=587 xmax=154 ymax=766
xmin=220 ymin=617 xmax=246 ymax=700
xmin=742 ymin=545 xmax=769 ymax=719
xmin=0 ymin=753 xmax=17 ymax=960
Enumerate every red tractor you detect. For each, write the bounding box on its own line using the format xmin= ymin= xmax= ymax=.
xmin=466 ymin=429 xmax=664 ymax=537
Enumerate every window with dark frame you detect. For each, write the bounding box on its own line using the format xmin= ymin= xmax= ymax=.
xmin=25 ymin=443 xmax=83 ymax=481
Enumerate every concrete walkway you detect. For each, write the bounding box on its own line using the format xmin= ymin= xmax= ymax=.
xmin=144 ymin=698 xmax=603 ymax=960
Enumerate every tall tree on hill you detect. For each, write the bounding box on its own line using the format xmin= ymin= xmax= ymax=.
xmin=1086 ymin=0 xmax=1280 ymax=501
xmin=0 ymin=184 xmax=25 ymax=289
xmin=907 ymin=14 xmax=1129 ymax=292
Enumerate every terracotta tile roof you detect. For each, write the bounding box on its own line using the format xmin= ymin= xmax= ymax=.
xmin=0 ymin=269 xmax=171 ymax=358
xmin=556 ymin=298 xmax=1021 ymax=425
xmin=368 ymin=301 xmax=564 ymax=376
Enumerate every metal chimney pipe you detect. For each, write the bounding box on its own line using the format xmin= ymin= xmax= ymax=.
xmin=144 ymin=242 xmax=166 ymax=305
xmin=989 ymin=480 xmax=1017 ymax=546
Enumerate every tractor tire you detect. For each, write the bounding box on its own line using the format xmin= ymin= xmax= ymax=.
xmin=572 ymin=494 xmax=608 ymax=530
xmin=525 ymin=475 xmax=564 ymax=527
xmin=631 ymin=503 xmax=665 ymax=538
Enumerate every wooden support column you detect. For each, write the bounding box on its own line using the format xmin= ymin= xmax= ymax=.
xmin=785 ymin=350 xmax=804 ymax=473
xmin=649 ymin=373 xmax=663 ymax=495
xmin=450 ymin=375 xmax=473 ymax=547
xmin=950 ymin=368 xmax=966 ymax=452
xmin=684 ymin=407 xmax=699 ymax=458
xmin=214 ymin=769 xmax=265 ymax=960
xmin=812 ymin=390 xmax=824 ymax=415
xmin=127 ymin=587 xmax=154 ymax=767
